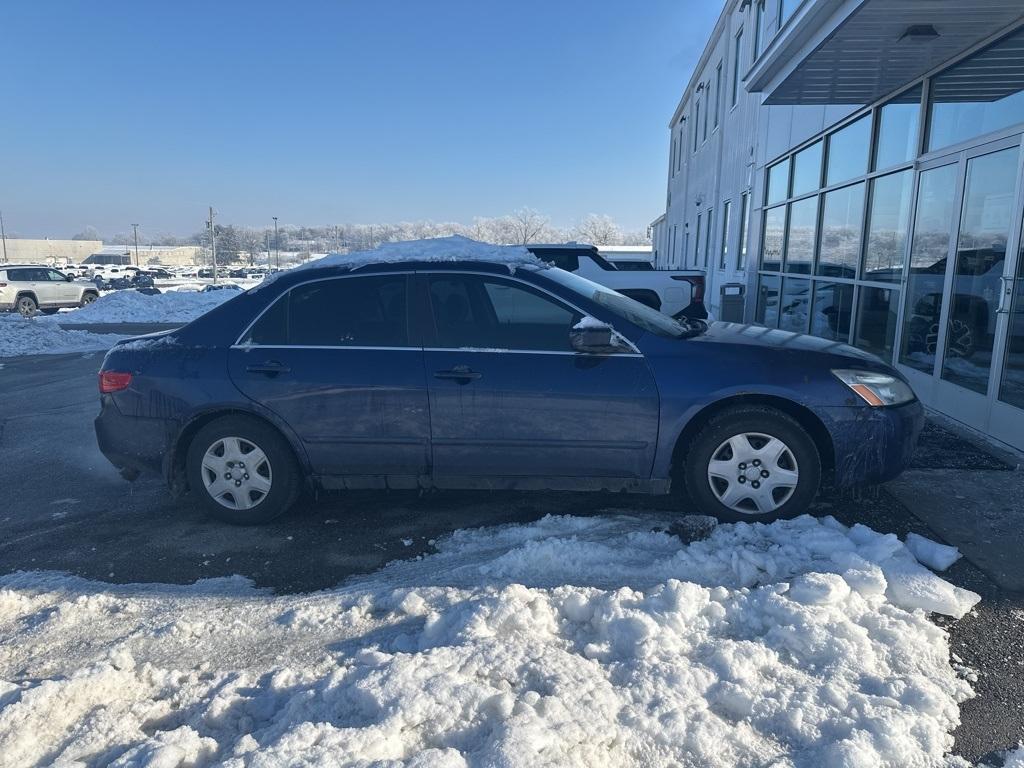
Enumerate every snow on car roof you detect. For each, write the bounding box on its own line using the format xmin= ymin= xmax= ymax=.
xmin=261 ymin=236 xmax=547 ymax=290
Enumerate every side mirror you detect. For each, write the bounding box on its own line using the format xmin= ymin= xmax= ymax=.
xmin=570 ymin=317 xmax=623 ymax=353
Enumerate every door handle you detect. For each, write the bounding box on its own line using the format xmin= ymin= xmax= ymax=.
xmin=434 ymin=365 xmax=481 ymax=383
xmin=246 ymin=360 xmax=291 ymax=375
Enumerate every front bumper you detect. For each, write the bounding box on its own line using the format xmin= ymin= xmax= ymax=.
xmin=95 ymin=396 xmax=173 ymax=478
xmin=817 ymin=400 xmax=925 ymax=487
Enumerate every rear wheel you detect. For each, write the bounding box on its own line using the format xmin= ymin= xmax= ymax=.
xmin=186 ymin=416 xmax=300 ymax=524
xmin=16 ymin=295 xmax=37 ymax=317
xmin=80 ymin=292 xmax=98 ymax=307
xmin=682 ymin=406 xmax=821 ymax=522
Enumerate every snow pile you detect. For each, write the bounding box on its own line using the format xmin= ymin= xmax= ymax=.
xmin=260 ymin=236 xmax=545 ymax=290
xmin=50 ymin=288 xmax=238 ymax=324
xmin=0 ymin=314 xmax=124 ymax=357
xmin=906 ymin=532 xmax=963 ymax=572
xmin=0 ymin=514 xmax=983 ymax=767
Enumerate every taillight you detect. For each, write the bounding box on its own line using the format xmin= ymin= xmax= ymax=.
xmin=99 ymin=371 xmax=133 ymax=394
xmin=671 ymin=275 xmax=705 ymax=303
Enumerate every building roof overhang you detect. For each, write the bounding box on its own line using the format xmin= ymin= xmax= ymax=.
xmin=746 ymin=0 xmax=1024 ymax=105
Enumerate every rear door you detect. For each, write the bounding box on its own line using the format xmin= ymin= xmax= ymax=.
xmin=45 ymin=269 xmax=80 ymax=303
xmin=420 ymin=271 xmax=660 ymax=482
xmin=227 ymin=273 xmax=430 ymax=482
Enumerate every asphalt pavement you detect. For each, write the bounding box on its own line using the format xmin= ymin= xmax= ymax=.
xmin=0 ymin=350 xmax=1021 ymax=762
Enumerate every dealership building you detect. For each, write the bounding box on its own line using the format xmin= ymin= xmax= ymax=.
xmin=652 ymin=0 xmax=1024 ymax=450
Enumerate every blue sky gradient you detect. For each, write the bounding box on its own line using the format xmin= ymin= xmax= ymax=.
xmin=3 ymin=1 xmax=720 ymax=239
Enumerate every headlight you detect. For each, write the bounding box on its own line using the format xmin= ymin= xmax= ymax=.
xmin=832 ymin=369 xmax=916 ymax=407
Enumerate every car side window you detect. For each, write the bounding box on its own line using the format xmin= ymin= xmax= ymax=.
xmin=6 ymin=269 xmax=28 ymax=281
xmin=549 ymin=253 xmax=580 ymax=272
xmin=428 ymin=274 xmax=578 ymax=352
xmin=47 ymin=270 xmax=66 ymax=281
xmin=243 ymin=275 xmax=409 ymax=347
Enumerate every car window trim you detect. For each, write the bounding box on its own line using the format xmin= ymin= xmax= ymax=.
xmin=417 ymin=269 xmax=642 ymax=356
xmin=233 ymin=268 xmax=642 ymax=356
xmin=232 ymin=271 xmax=412 ymax=349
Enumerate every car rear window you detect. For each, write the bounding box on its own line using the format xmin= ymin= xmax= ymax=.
xmin=242 ymin=275 xmax=409 ymax=348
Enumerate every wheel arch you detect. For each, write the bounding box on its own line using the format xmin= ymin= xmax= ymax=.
xmin=166 ymin=407 xmax=313 ymax=495
xmin=15 ymin=290 xmax=38 ymax=305
xmin=669 ymin=394 xmax=835 ymax=482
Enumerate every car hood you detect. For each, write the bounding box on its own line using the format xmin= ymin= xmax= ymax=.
xmin=688 ymin=321 xmax=885 ymax=365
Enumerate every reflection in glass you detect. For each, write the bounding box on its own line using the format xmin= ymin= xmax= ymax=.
xmin=899 ymin=164 xmax=959 ymax=373
xmin=874 ymin=87 xmax=921 ymax=170
xmin=940 ymin=147 xmax=1018 ymax=394
xmin=767 ymin=159 xmax=790 ymax=205
xmin=810 ymin=281 xmax=853 ymax=342
xmin=826 ymin=115 xmax=870 ymax=185
xmin=779 ymin=277 xmax=811 ymax=334
xmin=998 ymin=214 xmax=1024 ymax=409
xmin=863 ymin=171 xmax=913 ymax=282
xmin=784 ymin=197 xmax=816 ymax=274
xmin=761 ymin=206 xmax=785 ymax=270
xmin=792 ymin=141 xmax=822 ymax=196
xmin=855 ymin=287 xmax=899 ymax=361
xmin=817 ymin=183 xmax=864 ymax=278
xmin=756 ymin=274 xmax=781 ymax=327
xmin=928 ymin=27 xmax=1024 ymax=152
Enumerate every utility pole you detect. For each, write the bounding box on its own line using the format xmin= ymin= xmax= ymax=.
xmin=0 ymin=210 xmax=7 ymax=264
xmin=208 ymin=206 xmax=218 ymax=285
xmin=272 ymin=216 xmax=279 ymax=269
xmin=131 ymin=224 xmax=140 ymax=266
xmin=265 ymin=231 xmax=271 ymax=271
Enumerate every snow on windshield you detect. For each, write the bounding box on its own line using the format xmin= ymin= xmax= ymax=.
xmin=0 ymin=513 xmax=982 ymax=766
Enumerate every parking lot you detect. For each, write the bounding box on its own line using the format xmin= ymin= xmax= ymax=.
xmin=2 ymin=348 xmax=1023 ymax=763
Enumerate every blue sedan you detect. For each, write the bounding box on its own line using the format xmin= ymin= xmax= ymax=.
xmin=95 ymin=251 xmax=923 ymax=524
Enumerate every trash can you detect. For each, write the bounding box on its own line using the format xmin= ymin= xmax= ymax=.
xmin=720 ymin=283 xmax=745 ymax=323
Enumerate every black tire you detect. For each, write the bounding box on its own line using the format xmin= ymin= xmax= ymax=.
xmin=186 ymin=415 xmax=300 ymax=524
xmin=681 ymin=406 xmax=821 ymax=523
xmin=80 ymin=292 xmax=98 ymax=307
xmin=16 ymin=295 xmax=37 ymax=317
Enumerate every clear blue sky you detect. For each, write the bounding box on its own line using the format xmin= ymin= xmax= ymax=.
xmin=3 ymin=1 xmax=719 ymax=240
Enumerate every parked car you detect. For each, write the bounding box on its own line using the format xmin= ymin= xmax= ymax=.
xmin=201 ymin=282 xmax=243 ymax=293
xmin=526 ymin=243 xmax=707 ymax=319
xmin=96 ymin=253 xmax=923 ymax=525
xmin=143 ymin=268 xmax=174 ymax=280
xmin=197 ymin=268 xmax=215 ymax=279
xmin=0 ymin=264 xmax=100 ymax=316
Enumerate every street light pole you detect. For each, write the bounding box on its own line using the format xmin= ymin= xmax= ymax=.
xmin=208 ymin=206 xmax=218 ymax=285
xmin=265 ymin=231 xmax=271 ymax=271
xmin=0 ymin=210 xmax=7 ymax=264
xmin=131 ymin=224 xmax=140 ymax=267
xmin=272 ymin=216 xmax=279 ymax=270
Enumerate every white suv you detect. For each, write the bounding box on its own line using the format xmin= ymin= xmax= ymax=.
xmin=0 ymin=264 xmax=100 ymax=316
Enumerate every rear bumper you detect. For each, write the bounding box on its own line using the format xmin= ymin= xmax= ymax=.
xmin=94 ymin=397 xmax=173 ymax=477
xmin=818 ymin=400 xmax=925 ymax=487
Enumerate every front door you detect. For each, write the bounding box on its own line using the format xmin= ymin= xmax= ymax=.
xmin=228 ymin=273 xmax=431 ymax=482
xmin=419 ymin=272 xmax=660 ymax=483
xmin=896 ymin=137 xmax=1024 ymax=447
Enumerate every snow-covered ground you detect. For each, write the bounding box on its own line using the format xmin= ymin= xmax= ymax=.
xmin=0 ymin=314 xmax=126 ymax=357
xmin=0 ymin=513 xmax=992 ymax=767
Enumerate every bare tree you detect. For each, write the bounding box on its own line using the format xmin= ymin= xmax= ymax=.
xmin=239 ymin=228 xmax=263 ymax=266
xmin=572 ymin=214 xmax=624 ymax=246
xmin=507 ymin=208 xmax=551 ymax=245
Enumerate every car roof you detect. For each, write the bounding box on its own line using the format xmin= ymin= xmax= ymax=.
xmin=1 ymin=263 xmax=59 ymax=269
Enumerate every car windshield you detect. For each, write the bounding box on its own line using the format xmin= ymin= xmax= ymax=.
xmin=543 ymin=268 xmax=691 ymax=338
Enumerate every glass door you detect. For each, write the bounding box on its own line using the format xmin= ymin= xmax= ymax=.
xmin=990 ymin=210 xmax=1024 ymax=450
xmin=896 ymin=137 xmax=1024 ymax=446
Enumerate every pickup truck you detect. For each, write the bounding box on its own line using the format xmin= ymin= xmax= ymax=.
xmin=526 ymin=243 xmax=707 ymax=320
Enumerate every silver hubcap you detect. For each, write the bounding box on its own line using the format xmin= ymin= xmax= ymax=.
xmin=201 ymin=436 xmax=272 ymax=510
xmin=707 ymin=432 xmax=799 ymax=515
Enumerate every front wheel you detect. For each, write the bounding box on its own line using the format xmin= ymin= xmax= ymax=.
xmin=186 ymin=416 xmax=300 ymax=524
xmin=682 ymin=406 xmax=821 ymax=522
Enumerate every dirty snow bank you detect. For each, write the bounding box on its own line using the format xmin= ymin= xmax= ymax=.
xmin=0 ymin=514 xmax=982 ymax=767
xmin=0 ymin=314 xmax=124 ymax=357
xmin=46 ymin=288 xmax=237 ymax=324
